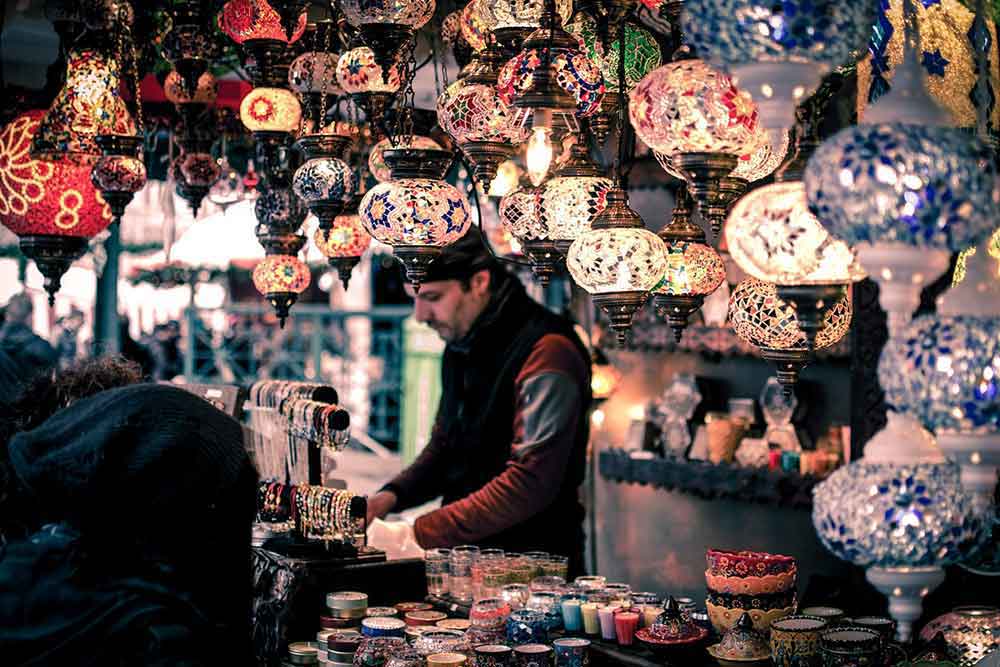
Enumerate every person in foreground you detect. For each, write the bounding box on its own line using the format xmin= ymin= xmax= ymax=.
xmin=0 ymin=383 xmax=258 ymax=666
xmin=367 ymin=229 xmax=592 ymax=576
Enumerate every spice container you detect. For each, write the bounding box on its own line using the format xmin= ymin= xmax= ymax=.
xmin=361 ymin=617 xmax=406 ymax=638
xmin=513 ymin=643 xmax=553 ymax=667
xmin=289 ymin=641 xmax=321 ymax=665
xmin=414 ymin=629 xmax=471 ymax=657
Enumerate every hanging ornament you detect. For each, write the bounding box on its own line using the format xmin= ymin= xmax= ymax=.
xmin=726 ymin=89 xmax=865 ymax=348
xmin=683 ymin=0 xmax=873 ymax=132
xmin=804 ymin=0 xmax=999 ymax=337
xmin=30 ymin=46 xmax=137 ymax=165
xmin=313 ymin=196 xmax=372 ymax=289
xmin=500 ymin=182 xmax=558 ymax=283
xmin=253 ymin=253 xmax=312 ymax=327
xmin=1 ymin=110 xmax=114 ymax=302
xmin=498 ymin=0 xmax=605 ymax=186
xmin=729 ymin=277 xmax=852 ymax=394
xmin=339 ymin=0 xmax=434 ymax=86
xmin=857 ymin=0 xmax=1000 ymax=131
xmin=629 ymin=59 xmax=763 ymax=242
xmin=652 ymin=187 xmax=725 ymax=341
xmin=438 ymin=42 xmax=524 ymax=191
xmin=90 ymin=134 xmax=146 ymax=223
xmin=359 ymin=148 xmax=472 ymax=290
xmin=566 ymin=188 xmax=668 ymax=346
xmin=164 ymin=70 xmax=218 ymax=105
xmin=368 ymin=135 xmax=441 ymax=182
xmin=337 ymin=46 xmax=402 ymax=131
xmin=162 ymin=0 xmax=219 ymax=100
xmin=293 ymin=133 xmax=355 ymax=230
xmin=219 ymin=0 xmax=307 ymax=45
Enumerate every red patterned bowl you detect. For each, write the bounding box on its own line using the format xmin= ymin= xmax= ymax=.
xmin=705 ymin=570 xmax=797 ymax=595
xmin=706 ymin=549 xmax=796 ymax=578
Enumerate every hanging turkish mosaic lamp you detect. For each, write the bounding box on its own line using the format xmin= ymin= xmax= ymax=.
xmin=337 ymin=45 xmax=402 ymax=132
xmin=314 ymin=195 xmax=372 ymax=289
xmin=30 ymin=45 xmax=137 ymax=165
xmin=219 ymin=0 xmax=307 ymax=46
xmin=498 ymin=0 xmax=605 ymax=187
xmin=857 ymin=0 xmax=1000 ymax=132
xmin=460 ymin=0 xmax=493 ymax=55
xmin=729 ymin=277 xmax=852 ymax=394
xmin=165 ymin=70 xmax=218 ymax=106
xmin=804 ymin=0 xmax=998 ymax=337
xmin=359 ymin=148 xmax=473 ymax=290
xmin=499 ymin=182 xmax=558 ymax=284
xmin=90 ymin=134 xmax=146 ymax=223
xmin=293 ymin=133 xmax=355 ymax=230
xmin=726 ymin=87 xmax=866 ymax=348
xmin=162 ymin=0 xmax=219 ymax=100
xmin=339 ymin=0 xmax=434 ymax=85
xmin=630 ymin=58 xmax=763 ymax=244
xmin=368 ymin=135 xmax=441 ymax=182
xmin=489 ymin=0 xmax=573 ymax=57
xmin=538 ymin=127 xmax=612 ymax=257
xmin=253 ymin=252 xmax=312 ymax=327
xmin=652 ymin=187 xmax=726 ymax=341
xmin=1 ymin=110 xmax=114 ymax=303
xmin=438 ymin=41 xmax=524 ymax=191
xmin=567 ymin=187 xmax=668 ymax=346
xmin=289 ymin=21 xmax=344 ymax=132
xmin=683 ymin=0 xmax=873 ymax=132
xmin=565 ymin=14 xmax=663 ymax=144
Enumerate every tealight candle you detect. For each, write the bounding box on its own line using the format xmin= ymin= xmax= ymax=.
xmin=614 ymin=611 xmax=639 ymax=646
xmin=561 ymin=599 xmax=583 ymax=632
xmin=597 ymin=605 xmax=618 ymax=641
xmin=580 ymin=603 xmax=599 ymax=635
xmin=642 ymin=605 xmax=660 ymax=628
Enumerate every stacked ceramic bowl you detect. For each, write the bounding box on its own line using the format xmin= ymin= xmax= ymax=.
xmin=705 ymin=549 xmax=798 ymax=633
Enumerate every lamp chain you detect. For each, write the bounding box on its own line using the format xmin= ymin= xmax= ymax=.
xmin=319 ymin=20 xmax=334 ymax=131
xmin=971 ymin=0 xmax=991 ymax=145
xmin=612 ymin=19 xmax=626 ymax=187
xmin=121 ymin=2 xmax=143 ymax=134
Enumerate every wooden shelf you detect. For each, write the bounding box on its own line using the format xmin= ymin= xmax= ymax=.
xmin=598 ymin=449 xmax=818 ymax=509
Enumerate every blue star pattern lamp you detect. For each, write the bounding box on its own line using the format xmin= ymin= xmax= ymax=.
xmin=813 ymin=412 xmax=985 ymax=641
xmin=682 ymin=0 xmax=874 ymax=131
xmin=857 ymin=0 xmax=1000 ymax=130
xmin=805 ymin=0 xmax=999 ymax=336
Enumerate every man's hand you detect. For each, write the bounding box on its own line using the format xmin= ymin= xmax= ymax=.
xmin=366 ymin=490 xmax=398 ymax=524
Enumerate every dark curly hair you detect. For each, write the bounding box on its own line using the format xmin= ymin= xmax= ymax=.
xmin=0 ymin=355 xmax=144 ymax=544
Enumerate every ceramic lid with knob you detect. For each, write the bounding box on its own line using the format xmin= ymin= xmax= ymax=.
xmin=636 ymin=596 xmax=709 ymax=645
xmin=707 ymin=612 xmax=770 ymax=661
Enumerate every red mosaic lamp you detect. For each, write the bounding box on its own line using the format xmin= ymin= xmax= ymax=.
xmin=1 ymin=110 xmax=114 ymax=303
xmin=313 ymin=196 xmax=371 ymax=289
xmin=252 ymin=253 xmax=312 ymax=327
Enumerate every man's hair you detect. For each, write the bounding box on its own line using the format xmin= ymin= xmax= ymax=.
xmin=3 ymin=293 xmax=33 ymax=324
xmin=413 ymin=228 xmax=508 ymax=289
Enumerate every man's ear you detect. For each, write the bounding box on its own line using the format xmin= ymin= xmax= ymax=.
xmin=470 ymin=268 xmax=491 ymax=296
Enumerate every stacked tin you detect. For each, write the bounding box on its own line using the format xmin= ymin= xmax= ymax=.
xmin=319 ymin=629 xmax=362 ymax=667
xmin=287 ymin=641 xmax=321 ymax=667
xmin=324 ymin=592 xmax=369 ymax=629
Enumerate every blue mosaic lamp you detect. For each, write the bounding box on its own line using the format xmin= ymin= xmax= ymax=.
xmin=681 ymin=0 xmax=874 ymax=131
xmin=293 ymin=133 xmax=355 ymax=231
xmin=804 ymin=0 xmax=999 ymax=336
xmin=812 ymin=411 xmax=985 ymax=641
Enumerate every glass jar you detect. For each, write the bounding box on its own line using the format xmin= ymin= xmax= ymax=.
xmin=449 ymin=545 xmax=481 ymax=604
xmin=523 ymin=552 xmax=550 ymax=577
xmin=471 ymin=548 xmax=506 ymax=600
xmin=425 ymin=548 xmax=451 ymax=597
xmin=530 ymin=576 xmax=567 ymax=593
xmin=470 ymin=597 xmax=512 ymax=630
xmin=506 ymin=609 xmax=548 ymax=645
xmin=540 ymin=555 xmax=569 ymax=579
xmin=501 ymin=583 xmax=531 ymax=611
xmin=481 ymin=563 xmax=510 ymax=600
xmin=573 ymin=576 xmax=606 ymax=591
xmin=526 ymin=591 xmax=562 ymax=630
xmin=414 ymin=630 xmax=472 ymax=658
xmin=604 ymin=583 xmax=632 ymax=609
xmin=506 ymin=558 xmax=534 ymax=585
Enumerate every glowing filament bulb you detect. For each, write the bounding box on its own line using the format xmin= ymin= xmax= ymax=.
xmin=526 ymin=127 xmax=554 ymax=186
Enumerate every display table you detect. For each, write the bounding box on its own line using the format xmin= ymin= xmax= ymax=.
xmin=252 ymin=547 xmax=425 ymax=666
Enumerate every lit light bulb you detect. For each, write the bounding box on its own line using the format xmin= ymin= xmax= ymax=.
xmin=526 ymin=127 xmax=554 ymax=186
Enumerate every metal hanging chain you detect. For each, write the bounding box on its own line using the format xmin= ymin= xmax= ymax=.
xmin=612 ymin=19 xmax=626 ymax=187
xmin=971 ymin=0 xmax=991 ymax=146
xmin=120 ymin=2 xmax=144 ymax=134
xmin=319 ymin=20 xmax=334 ymax=131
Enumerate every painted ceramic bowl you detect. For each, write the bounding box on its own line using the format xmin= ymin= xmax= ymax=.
xmin=708 ymin=590 xmax=797 ymax=612
xmin=705 ymin=570 xmax=797 ymax=596
xmin=637 ymin=597 xmax=709 ymax=658
xmin=707 ymin=550 xmax=797 ymax=578
xmin=708 ymin=601 xmax=796 ymax=635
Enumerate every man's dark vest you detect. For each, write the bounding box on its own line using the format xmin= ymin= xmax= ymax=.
xmin=436 ymin=276 xmax=592 ymax=568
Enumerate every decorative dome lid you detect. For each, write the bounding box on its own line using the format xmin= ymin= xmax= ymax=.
xmin=863 ymin=411 xmax=944 ymax=464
